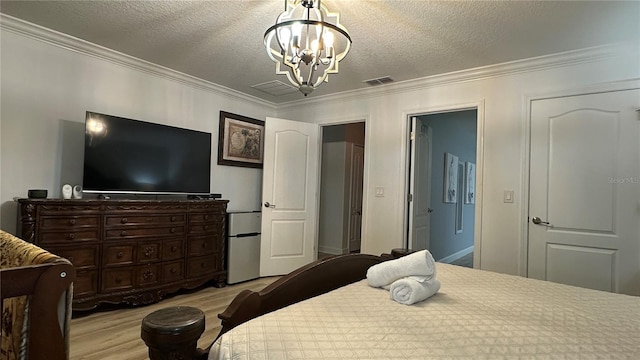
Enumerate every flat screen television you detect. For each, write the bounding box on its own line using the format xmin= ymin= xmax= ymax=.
xmin=82 ymin=111 xmax=212 ymax=195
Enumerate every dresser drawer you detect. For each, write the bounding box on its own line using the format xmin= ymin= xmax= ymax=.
xmin=188 ymin=223 xmax=219 ymax=235
xmin=162 ymin=239 xmax=184 ymax=261
xmin=103 ymin=243 xmax=134 ymax=266
xmin=187 ymin=235 xmax=216 ymax=256
xmin=137 ymin=264 xmax=160 ymax=287
xmin=73 ymin=270 xmax=98 ymax=298
xmin=161 ymin=261 xmax=184 ymax=283
xmin=137 ymin=241 xmax=161 ymax=263
xmin=189 ymin=202 xmax=225 ymax=214
xmin=186 ymin=254 xmax=220 ymax=278
xmin=38 ymin=203 xmax=101 ymax=215
xmin=101 ymin=268 xmax=134 ymax=292
xmin=40 ymin=216 xmax=100 ymax=229
xmin=189 ymin=213 xmax=222 ymax=223
xmin=39 ymin=229 xmax=100 ymax=244
xmin=51 ymin=244 xmax=99 ymax=270
xmin=105 ymin=214 xmax=185 ymax=227
xmin=105 ymin=226 xmax=185 ymax=240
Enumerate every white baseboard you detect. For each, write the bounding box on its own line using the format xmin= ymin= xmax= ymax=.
xmin=438 ymin=245 xmax=474 ymax=264
xmin=318 ymin=245 xmax=344 ymax=255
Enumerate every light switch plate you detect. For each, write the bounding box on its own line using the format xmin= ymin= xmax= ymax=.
xmin=375 ymin=186 xmax=385 ymax=197
xmin=504 ymin=190 xmax=514 ymax=203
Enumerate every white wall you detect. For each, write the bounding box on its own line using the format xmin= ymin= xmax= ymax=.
xmin=277 ymin=44 xmax=640 ymax=276
xmin=0 ymin=23 xmax=276 ymax=233
xmin=2 ymin=17 xmax=638 ymax=277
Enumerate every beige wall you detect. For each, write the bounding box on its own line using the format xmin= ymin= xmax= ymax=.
xmin=276 ymin=44 xmax=640 ymax=275
xmin=0 ymin=25 xmax=276 ymax=233
xmin=1 ymin=17 xmax=638 ymax=276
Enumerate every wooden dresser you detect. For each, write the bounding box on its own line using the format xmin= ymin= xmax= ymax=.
xmin=16 ymin=198 xmax=228 ymax=311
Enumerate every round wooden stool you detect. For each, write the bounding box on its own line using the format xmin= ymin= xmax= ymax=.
xmin=391 ymin=248 xmax=417 ymax=258
xmin=141 ymin=306 xmax=205 ymax=360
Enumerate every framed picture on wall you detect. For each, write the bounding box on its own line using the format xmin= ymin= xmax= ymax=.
xmin=455 ymin=162 xmax=464 ymax=234
xmin=443 ymin=152 xmax=458 ymax=203
xmin=217 ymin=111 xmax=265 ymax=168
xmin=464 ymin=162 xmax=476 ymax=204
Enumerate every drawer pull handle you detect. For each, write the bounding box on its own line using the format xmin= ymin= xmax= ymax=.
xmin=202 ymin=243 xmax=208 ymax=248
xmin=143 ymin=270 xmax=154 ymax=280
xmin=67 ymin=256 xmax=74 ymax=263
xmin=203 ymin=225 xmax=209 ymax=230
xmin=171 ymin=216 xmax=177 ymax=222
xmin=170 ymin=268 xmax=177 ymax=274
xmin=171 ymin=246 xmax=178 ymax=252
xmin=170 ymin=228 xmax=176 ymax=233
xmin=200 ymin=263 xmax=206 ymax=268
xmin=144 ymin=247 xmax=155 ymax=258
xmin=116 ymin=251 xmax=124 ymax=259
xmin=120 ymin=231 xmax=127 ymax=237
xmin=67 ymin=233 xmax=75 ymax=240
xmin=115 ymin=277 xmax=122 ymax=284
xmin=121 ymin=218 xmax=128 ymax=224
xmin=204 ymin=215 xmax=209 ymax=220
xmin=69 ymin=219 xmax=76 ymax=225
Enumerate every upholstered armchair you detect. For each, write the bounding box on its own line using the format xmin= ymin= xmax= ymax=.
xmin=1 ymin=230 xmax=75 ymax=360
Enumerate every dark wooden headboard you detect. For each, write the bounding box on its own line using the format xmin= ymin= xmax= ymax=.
xmin=141 ymin=252 xmax=391 ymax=360
xmin=217 ymin=253 xmax=390 ymax=336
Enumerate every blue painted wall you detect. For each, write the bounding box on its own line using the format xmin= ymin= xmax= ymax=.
xmin=418 ymin=110 xmax=477 ymax=261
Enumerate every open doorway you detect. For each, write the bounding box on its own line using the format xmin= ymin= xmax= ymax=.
xmin=318 ymin=122 xmax=365 ymax=259
xmin=406 ymin=110 xmax=477 ymax=267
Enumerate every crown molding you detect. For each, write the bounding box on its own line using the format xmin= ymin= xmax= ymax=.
xmin=278 ymin=42 xmax=638 ymax=110
xmin=0 ymin=14 xmax=277 ymax=110
xmin=2 ymin=13 xmax=636 ymax=113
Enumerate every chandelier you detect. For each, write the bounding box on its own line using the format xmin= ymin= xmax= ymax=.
xmin=264 ymin=0 xmax=352 ymax=96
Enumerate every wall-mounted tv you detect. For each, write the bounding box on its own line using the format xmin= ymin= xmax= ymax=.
xmin=82 ymin=111 xmax=212 ymax=195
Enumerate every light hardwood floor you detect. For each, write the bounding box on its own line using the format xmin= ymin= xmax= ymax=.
xmin=70 ymin=277 xmax=279 ymax=360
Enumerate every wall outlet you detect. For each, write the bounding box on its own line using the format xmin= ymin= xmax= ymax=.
xmin=375 ymin=186 xmax=385 ymax=197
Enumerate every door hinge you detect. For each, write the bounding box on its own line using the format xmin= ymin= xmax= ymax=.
xmin=410 ymin=131 xmax=415 ymax=141
xmin=408 ymin=193 xmax=413 ymax=202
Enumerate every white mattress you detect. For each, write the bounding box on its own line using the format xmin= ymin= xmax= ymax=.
xmin=210 ymin=263 xmax=640 ymax=359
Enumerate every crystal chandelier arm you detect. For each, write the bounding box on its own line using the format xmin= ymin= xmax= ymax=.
xmin=307 ymin=60 xmax=316 ymax=85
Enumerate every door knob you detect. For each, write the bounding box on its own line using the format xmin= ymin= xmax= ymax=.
xmin=531 ymin=216 xmax=552 ymax=227
xmin=264 ymin=202 xmax=276 ymax=208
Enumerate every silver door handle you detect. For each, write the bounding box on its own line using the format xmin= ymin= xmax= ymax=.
xmin=264 ymin=202 xmax=276 ymax=208
xmin=531 ymin=216 xmax=552 ymax=227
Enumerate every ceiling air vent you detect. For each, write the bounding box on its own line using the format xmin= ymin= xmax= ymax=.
xmin=363 ymin=76 xmax=394 ymax=86
xmin=251 ymin=80 xmax=299 ymax=96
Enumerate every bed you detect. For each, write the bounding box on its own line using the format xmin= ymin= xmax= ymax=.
xmin=142 ymin=253 xmax=640 ymax=359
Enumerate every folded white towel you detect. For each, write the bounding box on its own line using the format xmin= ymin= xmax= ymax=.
xmin=366 ymin=250 xmax=437 ymax=288
xmin=389 ymin=276 xmax=441 ymax=305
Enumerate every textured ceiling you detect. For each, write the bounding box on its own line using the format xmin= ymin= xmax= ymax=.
xmin=1 ymin=1 xmax=638 ymax=103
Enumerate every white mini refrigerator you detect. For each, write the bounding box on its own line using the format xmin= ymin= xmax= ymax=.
xmin=227 ymin=211 xmax=261 ymax=284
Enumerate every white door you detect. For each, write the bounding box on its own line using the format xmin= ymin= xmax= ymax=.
xmin=348 ymin=144 xmax=364 ymax=252
xmin=260 ymin=117 xmax=320 ymax=276
xmin=409 ymin=117 xmax=433 ymax=250
xmin=528 ymin=89 xmax=640 ymax=295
